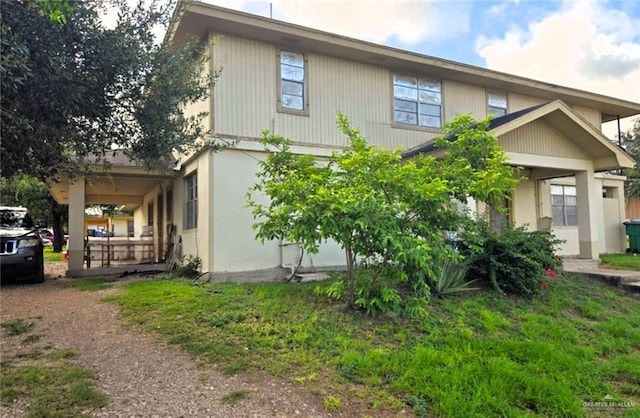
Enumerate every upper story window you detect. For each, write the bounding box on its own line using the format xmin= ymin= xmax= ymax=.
xmin=488 ymin=91 xmax=507 ymax=116
xmin=551 ymin=185 xmax=577 ymax=226
xmin=185 ymin=172 xmax=198 ymax=229
xmin=393 ymin=74 xmax=442 ymax=129
xmin=279 ymin=50 xmax=307 ymax=112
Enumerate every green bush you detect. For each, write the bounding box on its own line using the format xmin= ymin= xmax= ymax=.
xmin=319 ymin=267 xmax=429 ymax=318
xmin=171 ymin=255 xmax=202 ymax=279
xmin=460 ymin=222 xmax=562 ymax=298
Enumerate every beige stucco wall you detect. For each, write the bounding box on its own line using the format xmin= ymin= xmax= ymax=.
xmin=512 ymin=178 xmax=538 ymax=230
xmin=209 ymin=146 xmax=345 ymax=273
xmin=174 ymin=152 xmax=214 ymax=272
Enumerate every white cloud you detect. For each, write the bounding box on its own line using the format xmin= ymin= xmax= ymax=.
xmin=476 ymin=0 xmax=640 ymax=103
xmin=206 ymin=0 xmax=471 ymax=45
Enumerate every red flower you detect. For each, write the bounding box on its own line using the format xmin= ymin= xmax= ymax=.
xmin=545 ymin=269 xmax=557 ymax=279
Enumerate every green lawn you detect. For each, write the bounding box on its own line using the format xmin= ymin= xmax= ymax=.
xmin=104 ymin=273 xmax=640 ymax=417
xmin=43 ymin=246 xmax=66 ymax=263
xmin=601 ymin=253 xmax=640 ymax=271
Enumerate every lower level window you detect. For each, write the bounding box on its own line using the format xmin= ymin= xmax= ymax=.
xmin=551 ymin=185 xmax=577 ymax=226
xmin=185 ymin=172 xmax=197 ymax=229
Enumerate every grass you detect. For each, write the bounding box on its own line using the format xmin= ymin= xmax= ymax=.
xmin=1 ymin=317 xmax=108 ymax=417
xmin=43 ymin=246 xmax=66 ymax=263
xmin=105 ymin=273 xmax=640 ymax=417
xmin=601 ymin=253 xmax=640 ymax=271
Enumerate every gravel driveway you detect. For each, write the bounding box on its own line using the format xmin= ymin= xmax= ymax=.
xmin=0 ymin=263 xmax=358 ymax=417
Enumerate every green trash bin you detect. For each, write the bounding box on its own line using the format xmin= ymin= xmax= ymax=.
xmin=623 ymin=220 xmax=640 ymax=253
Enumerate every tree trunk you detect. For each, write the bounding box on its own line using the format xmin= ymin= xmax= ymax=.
xmin=51 ymin=205 xmax=65 ymax=253
xmin=345 ymin=247 xmax=355 ymax=306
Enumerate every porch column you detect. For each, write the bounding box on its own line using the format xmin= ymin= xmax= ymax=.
xmin=576 ymin=170 xmax=599 ymax=259
xmin=67 ymin=175 xmax=86 ymax=276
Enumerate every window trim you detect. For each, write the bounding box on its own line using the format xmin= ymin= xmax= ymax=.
xmin=391 ymin=73 xmax=443 ymax=131
xmin=277 ymin=49 xmax=309 ymax=116
xmin=487 ymin=90 xmax=508 ymax=117
xmin=551 ymin=184 xmax=578 ymax=227
xmin=185 ymin=171 xmax=198 ymax=230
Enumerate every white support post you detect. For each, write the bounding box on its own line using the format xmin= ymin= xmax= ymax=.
xmin=575 ymin=170 xmax=599 ymax=259
xmin=67 ymin=175 xmax=86 ymax=276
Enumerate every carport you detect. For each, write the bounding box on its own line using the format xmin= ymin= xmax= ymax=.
xmin=47 ymin=152 xmax=176 ymax=277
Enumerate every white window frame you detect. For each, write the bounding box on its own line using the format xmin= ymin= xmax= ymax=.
xmin=393 ymin=74 xmax=442 ymax=129
xmin=488 ymin=91 xmax=508 ymax=116
xmin=551 ymin=185 xmax=577 ymax=226
xmin=185 ymin=172 xmax=198 ymax=229
xmin=277 ymin=50 xmax=308 ymax=115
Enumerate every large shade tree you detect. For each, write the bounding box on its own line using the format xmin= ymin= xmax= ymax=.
xmin=1 ymin=0 xmax=215 ymax=180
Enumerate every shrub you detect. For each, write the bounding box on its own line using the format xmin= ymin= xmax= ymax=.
xmin=171 ymin=255 xmax=202 ymax=279
xmin=460 ymin=221 xmax=562 ymax=298
xmin=318 ymin=267 xmax=429 ymax=318
xmin=428 ymin=256 xmax=479 ymax=298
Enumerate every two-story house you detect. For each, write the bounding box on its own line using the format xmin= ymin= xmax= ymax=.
xmin=52 ymin=2 xmax=640 ymax=278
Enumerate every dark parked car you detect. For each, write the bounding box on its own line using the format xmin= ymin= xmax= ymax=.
xmin=0 ymin=206 xmax=45 ymax=283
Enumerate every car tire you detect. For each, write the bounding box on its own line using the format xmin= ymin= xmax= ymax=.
xmin=32 ymin=259 xmax=45 ymax=283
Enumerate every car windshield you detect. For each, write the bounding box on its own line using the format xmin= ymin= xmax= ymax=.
xmin=0 ymin=210 xmax=34 ymax=228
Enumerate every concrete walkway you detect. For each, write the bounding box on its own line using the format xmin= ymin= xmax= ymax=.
xmin=562 ymin=265 xmax=640 ymax=294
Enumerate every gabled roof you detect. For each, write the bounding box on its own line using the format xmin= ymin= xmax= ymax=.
xmin=403 ymin=100 xmax=635 ymax=171
xmin=171 ymin=2 xmax=640 ymax=122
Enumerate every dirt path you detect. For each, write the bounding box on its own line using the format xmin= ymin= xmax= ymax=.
xmin=0 ymin=268 xmax=366 ymax=417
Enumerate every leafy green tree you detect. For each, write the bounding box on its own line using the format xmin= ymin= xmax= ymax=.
xmin=248 ymin=113 xmax=519 ymax=313
xmin=1 ymin=175 xmax=68 ymax=252
xmin=1 ymin=0 xmax=215 ymax=179
xmin=622 ymin=119 xmax=640 ymax=199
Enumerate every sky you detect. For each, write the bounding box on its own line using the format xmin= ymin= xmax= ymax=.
xmin=198 ymin=0 xmax=640 ymax=137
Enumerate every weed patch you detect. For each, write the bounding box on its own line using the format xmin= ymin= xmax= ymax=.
xmin=2 ymin=318 xmax=35 ymax=336
xmin=220 ymin=389 xmax=250 ymax=405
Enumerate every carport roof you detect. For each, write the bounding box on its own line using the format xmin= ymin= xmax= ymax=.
xmin=47 ymin=151 xmax=176 ymax=211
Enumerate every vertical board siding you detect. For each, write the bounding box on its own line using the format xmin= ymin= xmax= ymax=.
xmin=212 ymin=34 xmax=607 ymax=153
xmin=213 ymin=35 xmax=276 ymax=138
xmin=500 ymin=120 xmax=591 ymax=160
xmin=572 ymin=104 xmax=601 ymax=129
xmin=443 ymin=80 xmax=487 ymax=122
xmin=510 ymin=93 xmax=546 ymax=112
xmin=211 ymin=35 xmax=437 ymax=150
